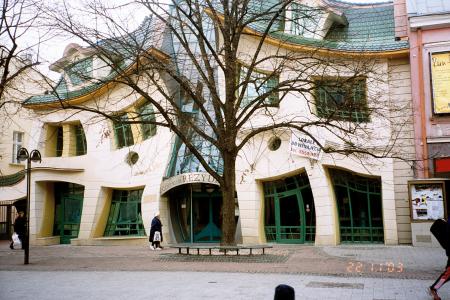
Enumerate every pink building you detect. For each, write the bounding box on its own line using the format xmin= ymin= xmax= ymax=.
xmin=395 ymin=0 xmax=450 ymax=178
xmin=395 ymin=0 xmax=450 ymax=246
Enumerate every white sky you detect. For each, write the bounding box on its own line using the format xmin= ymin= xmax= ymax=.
xmin=28 ymin=0 xmax=391 ymax=81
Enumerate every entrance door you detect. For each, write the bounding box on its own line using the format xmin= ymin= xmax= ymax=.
xmin=276 ymin=192 xmax=305 ymax=243
xmin=192 ymin=192 xmax=221 ymax=242
xmin=56 ymin=194 xmax=83 ymax=244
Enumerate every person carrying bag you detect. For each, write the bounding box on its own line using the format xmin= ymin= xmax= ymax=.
xmin=149 ymin=211 xmax=163 ymax=251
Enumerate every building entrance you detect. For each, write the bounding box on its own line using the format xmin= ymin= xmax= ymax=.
xmin=53 ymin=183 xmax=84 ymax=244
xmin=169 ymin=184 xmax=222 ymax=243
xmin=263 ymin=172 xmax=316 ymax=243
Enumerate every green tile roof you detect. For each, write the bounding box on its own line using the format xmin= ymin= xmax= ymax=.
xmin=25 ymin=1 xmax=408 ymax=106
xmin=248 ymin=0 xmax=409 ymax=52
xmin=0 ymin=170 xmax=25 ymax=187
xmin=24 ymin=17 xmax=153 ymax=106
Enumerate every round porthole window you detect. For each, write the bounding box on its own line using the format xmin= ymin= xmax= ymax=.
xmin=126 ymin=151 xmax=139 ymax=165
xmin=268 ymin=136 xmax=282 ymax=151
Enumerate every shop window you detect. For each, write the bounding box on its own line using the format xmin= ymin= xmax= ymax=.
xmin=138 ymin=103 xmax=157 ymax=140
xmin=104 ymin=189 xmax=145 ymax=236
xmin=239 ymin=65 xmax=279 ymax=107
xmin=113 ymin=114 xmax=134 ymax=149
xmin=330 ymin=169 xmax=383 ymax=244
xmin=315 ymin=78 xmax=369 ymax=123
xmin=75 ymin=124 xmax=87 ymax=156
xmin=12 ymin=131 xmax=24 ymax=164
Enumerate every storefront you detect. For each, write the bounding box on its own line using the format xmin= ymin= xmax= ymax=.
xmin=263 ymin=172 xmax=316 ymax=244
xmin=329 ymin=169 xmax=384 ymax=244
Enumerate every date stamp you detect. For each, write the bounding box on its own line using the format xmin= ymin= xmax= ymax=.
xmin=346 ymin=261 xmax=404 ymax=273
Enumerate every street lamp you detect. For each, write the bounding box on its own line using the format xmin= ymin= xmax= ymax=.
xmin=17 ymin=147 xmax=41 ymax=265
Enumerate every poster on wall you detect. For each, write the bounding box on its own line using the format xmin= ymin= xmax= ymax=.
xmin=430 ymin=51 xmax=450 ymax=114
xmin=289 ymin=131 xmax=323 ymax=160
xmin=409 ymin=181 xmax=445 ymax=221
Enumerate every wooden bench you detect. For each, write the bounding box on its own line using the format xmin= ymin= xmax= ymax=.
xmin=169 ymin=244 xmax=272 ymax=256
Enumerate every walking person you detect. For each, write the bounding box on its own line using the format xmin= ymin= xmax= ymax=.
xmin=429 ymin=218 xmax=450 ymax=300
xmin=10 ymin=211 xmax=26 ymax=250
xmin=149 ymin=211 xmax=163 ymax=250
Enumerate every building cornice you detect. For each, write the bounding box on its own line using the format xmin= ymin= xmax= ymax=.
xmin=409 ymin=13 xmax=450 ymax=31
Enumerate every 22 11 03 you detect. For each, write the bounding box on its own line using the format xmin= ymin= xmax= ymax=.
xmin=346 ymin=261 xmax=404 ymax=273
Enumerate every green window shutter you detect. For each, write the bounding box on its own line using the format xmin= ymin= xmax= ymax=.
xmin=56 ymin=126 xmax=64 ymax=157
xmin=240 ymin=66 xmax=279 ymax=107
xmin=75 ymin=124 xmax=87 ymax=156
xmin=315 ymin=78 xmax=369 ymax=122
xmin=139 ymin=103 xmax=157 ymax=140
xmin=113 ymin=114 xmax=134 ymax=148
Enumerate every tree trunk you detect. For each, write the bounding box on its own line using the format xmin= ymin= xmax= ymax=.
xmin=221 ymin=151 xmax=237 ymax=246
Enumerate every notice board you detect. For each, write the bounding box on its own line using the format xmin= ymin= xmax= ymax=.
xmin=409 ymin=180 xmax=446 ymax=221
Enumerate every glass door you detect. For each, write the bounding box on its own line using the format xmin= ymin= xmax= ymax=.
xmin=192 ymin=192 xmax=222 ymax=242
xmin=276 ymin=191 xmax=305 ymax=243
xmin=58 ymin=195 xmax=83 ymax=244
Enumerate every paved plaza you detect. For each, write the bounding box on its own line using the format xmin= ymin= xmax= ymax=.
xmin=0 ymin=241 xmax=449 ymax=299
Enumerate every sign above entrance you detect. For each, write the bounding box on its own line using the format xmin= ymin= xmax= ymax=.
xmin=160 ymin=172 xmax=219 ymax=195
xmin=289 ymin=131 xmax=323 ymax=160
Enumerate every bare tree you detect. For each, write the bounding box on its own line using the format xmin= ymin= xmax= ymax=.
xmin=0 ymin=0 xmax=47 ymax=107
xmin=39 ymin=0 xmax=410 ymax=245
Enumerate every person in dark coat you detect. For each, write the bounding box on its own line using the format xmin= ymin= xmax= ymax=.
xmin=429 ymin=218 xmax=450 ymax=300
xmin=149 ymin=212 xmax=163 ymax=250
xmin=274 ymin=284 xmax=295 ymax=300
xmin=10 ymin=211 xmax=26 ymax=250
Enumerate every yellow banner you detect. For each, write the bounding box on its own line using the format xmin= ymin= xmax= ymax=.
xmin=431 ymin=52 xmax=450 ymax=114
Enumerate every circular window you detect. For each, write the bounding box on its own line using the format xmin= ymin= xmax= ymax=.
xmin=126 ymin=151 xmax=139 ymax=165
xmin=268 ymin=136 xmax=282 ymax=151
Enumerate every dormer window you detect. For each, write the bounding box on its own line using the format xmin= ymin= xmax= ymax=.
xmin=290 ymin=3 xmax=321 ymax=38
xmin=286 ymin=2 xmax=348 ymax=40
xmin=65 ymin=57 xmax=93 ymax=86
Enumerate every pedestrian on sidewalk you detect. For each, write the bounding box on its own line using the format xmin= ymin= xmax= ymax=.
xmin=429 ymin=218 xmax=450 ymax=300
xmin=274 ymin=284 xmax=295 ymax=300
xmin=10 ymin=211 xmax=26 ymax=250
xmin=149 ymin=211 xmax=163 ymax=251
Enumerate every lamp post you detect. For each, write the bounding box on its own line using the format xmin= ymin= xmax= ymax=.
xmin=17 ymin=147 xmax=41 ymax=265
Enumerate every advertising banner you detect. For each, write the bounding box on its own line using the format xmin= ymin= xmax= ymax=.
xmin=289 ymin=131 xmax=323 ymax=160
xmin=430 ymin=51 xmax=450 ymax=114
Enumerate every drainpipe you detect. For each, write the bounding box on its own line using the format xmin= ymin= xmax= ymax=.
xmin=417 ymin=29 xmax=429 ymax=178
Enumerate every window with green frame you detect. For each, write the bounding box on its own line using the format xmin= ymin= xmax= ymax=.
xmin=104 ymin=189 xmax=145 ymax=236
xmin=75 ymin=124 xmax=87 ymax=155
xmin=329 ymin=168 xmax=383 ymax=244
xmin=290 ymin=3 xmax=320 ymax=36
xmin=315 ymin=77 xmax=369 ymax=123
xmin=56 ymin=126 xmax=63 ymax=157
xmin=239 ymin=65 xmax=279 ymax=107
xmin=113 ymin=114 xmax=134 ymax=148
xmin=138 ymin=103 xmax=157 ymax=140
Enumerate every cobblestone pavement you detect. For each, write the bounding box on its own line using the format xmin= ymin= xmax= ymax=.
xmin=0 ymin=241 xmax=447 ymax=280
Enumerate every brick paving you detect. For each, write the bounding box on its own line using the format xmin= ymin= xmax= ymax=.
xmin=0 ymin=241 xmax=447 ymax=280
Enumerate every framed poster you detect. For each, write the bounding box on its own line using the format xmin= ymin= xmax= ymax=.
xmin=409 ymin=180 xmax=446 ymax=221
xmin=430 ymin=51 xmax=450 ymax=114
